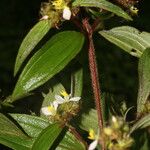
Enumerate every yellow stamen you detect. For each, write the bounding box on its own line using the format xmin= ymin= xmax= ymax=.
xmin=52 ymin=0 xmax=66 ymax=10
xmin=60 ymin=90 xmax=69 ymax=97
xmin=48 ymin=106 xmax=55 ymax=112
xmin=88 ymin=129 xmax=95 ymax=140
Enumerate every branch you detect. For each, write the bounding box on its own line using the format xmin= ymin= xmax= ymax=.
xmin=82 ymin=18 xmax=105 ymax=150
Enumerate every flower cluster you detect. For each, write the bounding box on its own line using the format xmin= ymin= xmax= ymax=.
xmin=41 ymin=90 xmax=81 ymax=121
xmin=102 ymin=116 xmax=133 ymax=150
xmin=87 ymin=116 xmax=133 ymax=150
xmin=52 ymin=0 xmax=72 ymax=20
xmin=40 ymin=0 xmax=72 ymax=23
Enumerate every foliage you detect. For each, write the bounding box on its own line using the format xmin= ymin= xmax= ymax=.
xmin=0 ymin=0 xmax=150 ymax=150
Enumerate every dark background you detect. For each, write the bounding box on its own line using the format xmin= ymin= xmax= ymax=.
xmin=0 ymin=0 xmax=42 ymax=96
xmin=0 ymin=0 xmax=150 ymax=149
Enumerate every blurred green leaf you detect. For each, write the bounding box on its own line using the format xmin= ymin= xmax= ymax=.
xmin=80 ymin=109 xmax=98 ymax=132
xmin=71 ymin=68 xmax=83 ymax=97
xmin=56 ymin=131 xmax=85 ymax=150
xmin=130 ymin=113 xmax=150 ymax=134
xmin=32 ymin=123 xmax=63 ymax=150
xmin=137 ymin=48 xmax=150 ymax=113
xmin=73 ymin=0 xmax=132 ymax=20
xmin=14 ymin=20 xmax=51 ymax=76
xmin=139 ymin=139 xmax=149 ymax=150
xmin=11 ymin=31 xmax=85 ymax=102
xmin=10 ymin=114 xmax=50 ymax=138
xmin=131 ymin=130 xmax=150 ymax=150
xmin=0 ymin=113 xmax=34 ymax=150
xmin=99 ymin=26 xmax=150 ymax=57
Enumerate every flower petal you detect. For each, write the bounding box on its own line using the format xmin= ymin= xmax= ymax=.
xmin=63 ymin=7 xmax=71 ymax=20
xmin=53 ymin=101 xmax=58 ymax=110
xmin=69 ymin=97 xmax=81 ymax=102
xmin=55 ymin=95 xmax=65 ymax=104
xmin=41 ymin=107 xmax=52 ymax=116
xmin=88 ymin=140 xmax=98 ymax=150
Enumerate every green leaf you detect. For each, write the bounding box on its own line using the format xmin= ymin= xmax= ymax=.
xmin=71 ymin=68 xmax=83 ymax=97
xmin=131 ymin=131 xmax=150 ymax=150
xmin=12 ymin=31 xmax=85 ymax=102
xmin=10 ymin=114 xmax=50 ymax=138
xmin=80 ymin=109 xmax=98 ymax=132
xmin=10 ymin=114 xmax=85 ymax=150
xmin=42 ymin=82 xmax=65 ymax=108
xmin=73 ymin=0 xmax=132 ymax=20
xmin=56 ymin=131 xmax=85 ymax=150
xmin=14 ymin=20 xmax=51 ymax=76
xmin=32 ymin=123 xmax=63 ymax=150
xmin=0 ymin=113 xmax=34 ymax=150
xmin=139 ymin=139 xmax=149 ymax=150
xmin=99 ymin=26 xmax=150 ymax=57
xmin=130 ymin=113 xmax=150 ymax=134
xmin=137 ymin=48 xmax=150 ymax=113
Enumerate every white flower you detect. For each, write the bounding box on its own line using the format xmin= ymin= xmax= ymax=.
xmin=88 ymin=139 xmax=98 ymax=150
xmin=41 ymin=101 xmax=58 ymax=116
xmin=54 ymin=90 xmax=81 ymax=104
xmin=62 ymin=6 xmax=71 ymax=20
xmin=88 ymin=129 xmax=99 ymax=150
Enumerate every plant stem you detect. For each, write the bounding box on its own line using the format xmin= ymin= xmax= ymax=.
xmin=69 ymin=126 xmax=88 ymax=149
xmin=82 ymin=18 xmax=105 ymax=150
xmin=92 ymin=18 xmax=101 ymax=31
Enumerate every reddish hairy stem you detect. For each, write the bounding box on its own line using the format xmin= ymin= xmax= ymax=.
xmin=69 ymin=126 xmax=88 ymax=149
xmin=92 ymin=18 xmax=101 ymax=31
xmin=82 ymin=18 xmax=105 ymax=150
